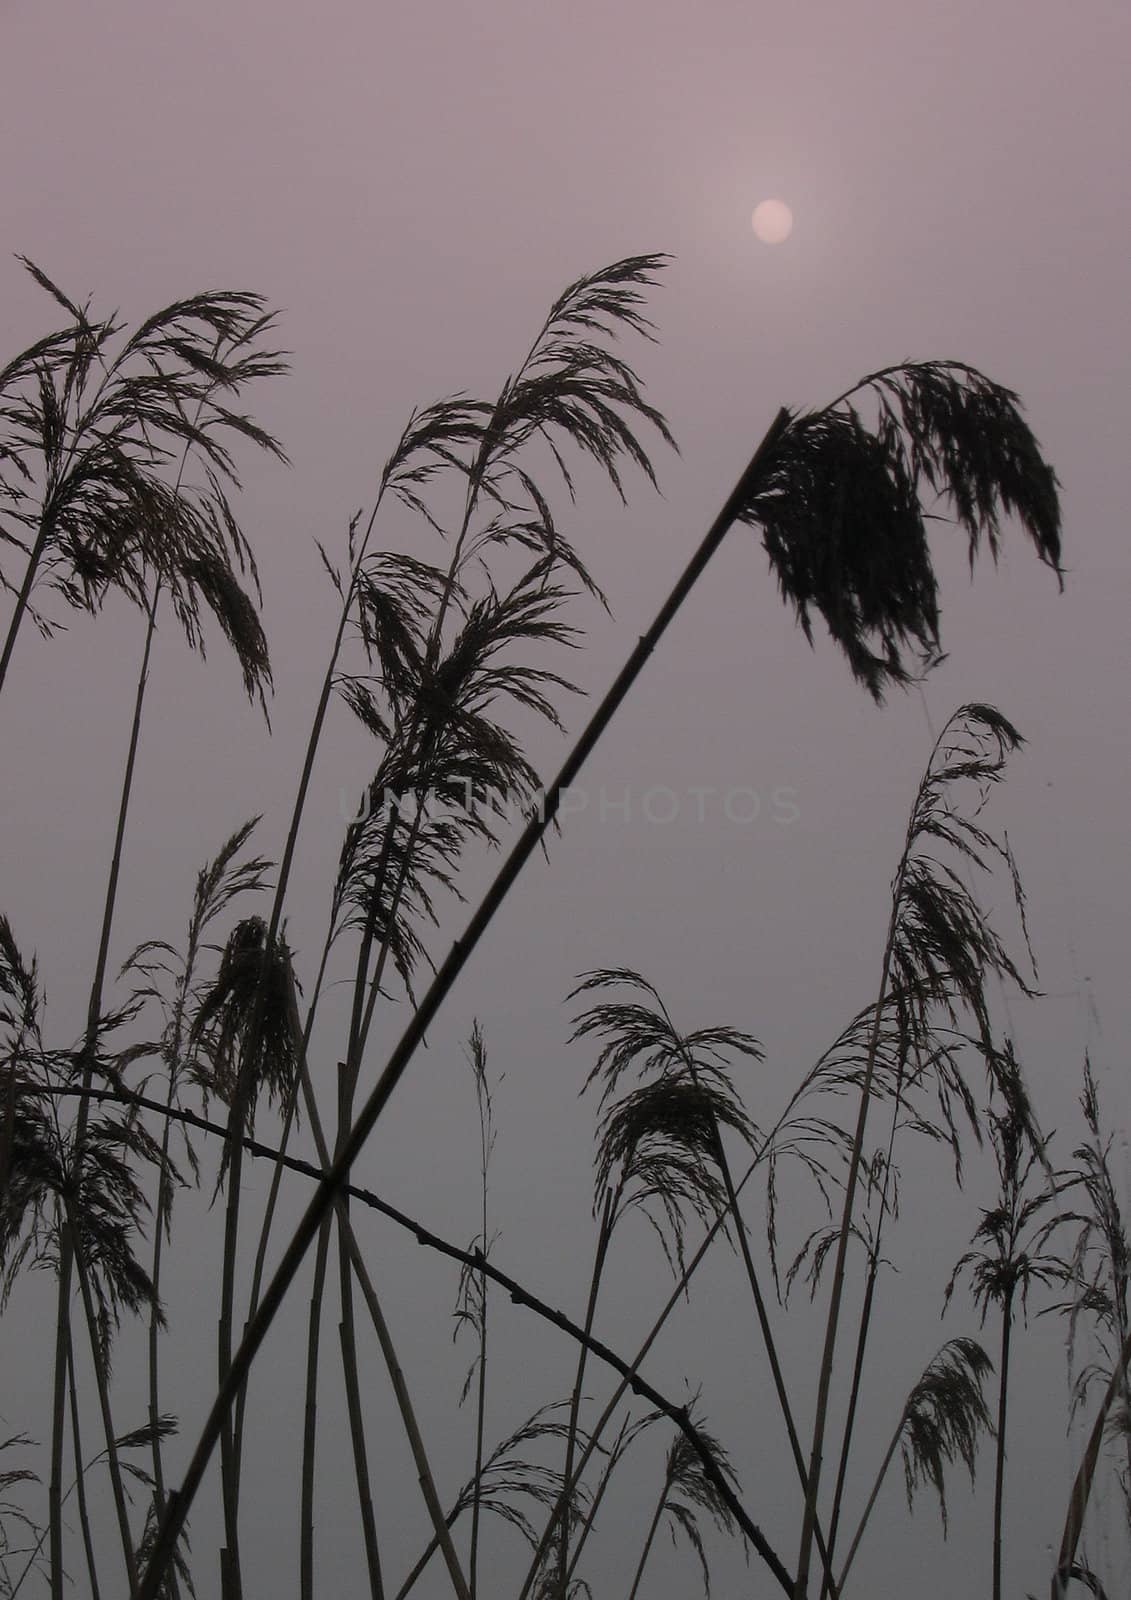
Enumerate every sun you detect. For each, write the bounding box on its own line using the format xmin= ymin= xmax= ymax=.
xmin=751 ymin=199 xmax=794 ymax=244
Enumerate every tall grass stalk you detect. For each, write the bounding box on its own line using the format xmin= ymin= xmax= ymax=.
xmin=25 ymin=282 xmax=283 ymax=1595
xmin=626 ymin=1420 xmax=741 ymax=1600
xmin=559 ymin=968 xmax=837 ymax=1593
xmin=945 ymin=1055 xmax=1060 ymax=1600
xmin=625 ymin=1470 xmax=670 ymax=1600
xmin=127 ymin=416 xmax=777 ymax=1600
xmin=271 ymin=966 xmax=468 ymax=1600
xmin=1052 ymin=1326 xmax=1131 ymax=1598
xmin=3 ymin=282 xmax=1066 ymax=1600
xmin=556 ymin=1191 xmax=613 ymax=1592
xmin=48 ymin=583 xmax=161 ymax=1598
xmin=1044 ymin=1063 xmax=1131 ymax=1595
xmin=516 ymin=1028 xmax=842 ymax=1600
xmin=282 ymin=253 xmax=675 ymax=1596
xmin=561 ymin=1414 xmax=650 ymax=1589
xmin=68 ymin=1200 xmax=139 ymax=1593
xmin=334 ymin=1062 xmax=386 ymax=1600
xmin=132 ymin=820 xmax=270 ymax=1600
xmin=795 ymin=873 xmax=913 ymax=1596
xmin=671 ymin=1016 xmax=839 ymax=1585
xmin=794 ymin=704 xmax=1043 ymax=1599
xmin=455 ymin=1022 xmax=495 ymax=1600
xmin=65 ymin=1321 xmax=101 ymax=1600
xmin=836 ymin=1337 xmax=993 ymax=1589
xmin=142 ymin=357 xmax=1059 ymax=1600
xmin=817 ymin=1021 xmax=910 ymax=1597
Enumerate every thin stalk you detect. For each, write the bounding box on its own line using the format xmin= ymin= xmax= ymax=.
xmin=391 ymin=1503 xmax=461 ymax=1600
xmin=47 ymin=1197 xmax=69 ymax=1600
xmin=819 ymin=1261 xmax=879 ymax=1597
xmin=136 ymin=396 xmax=795 ymax=1594
xmin=795 ymin=848 xmax=920 ymax=1597
xmin=238 ymin=933 xmax=332 ymax=1348
xmin=49 ymin=582 xmax=160 ymax=1597
xmin=66 ymin=1318 xmax=102 ymax=1600
xmin=224 ymin=483 xmax=405 ymax=1590
xmin=147 ymin=1069 xmax=179 ymax=1540
xmin=0 ymin=1043 xmax=18 ymax=1210
xmin=668 ymin=1012 xmax=829 ymax=1575
xmin=709 ymin=1126 xmax=839 ymax=1598
xmin=655 ymin=1012 xmax=837 ymax=1593
xmin=1052 ymin=1320 xmax=1131 ymax=1597
xmin=519 ymin=1143 xmax=802 ymax=1600
xmin=337 ymin=440 xmax=488 ymax=1114
xmin=145 ymin=960 xmax=197 ymax=1600
xmin=232 ymin=932 xmax=332 ymax=1503
xmin=834 ymin=1408 xmax=905 ymax=1590
xmin=12 ymin=1400 xmax=132 ymax=1600
xmin=304 ymin=404 xmax=556 ymax=1599
xmin=342 ymin=1224 xmax=472 ymax=1600
xmin=338 ymin=1312 xmax=386 ymax=1598
xmin=468 ymin=1272 xmax=488 ymax=1600
xmin=0 ymin=514 xmax=52 ymax=699
xmin=69 ymin=1205 xmax=140 ymax=1593
xmin=468 ymin=1043 xmax=492 ymax=1600
xmin=217 ymin=1123 xmax=246 ymax=1599
xmin=625 ymin=1475 xmax=669 ymax=1600
xmin=332 ymin=1095 xmax=386 ymax=1598
xmin=355 ymin=795 xmax=425 ymax=1070
xmin=300 ymin=1213 xmax=332 ymax=1600
xmin=819 ymin=1039 xmax=910 ymax=1597
xmin=992 ymin=1291 xmax=1013 ymax=1600
xmin=558 ymin=1193 xmax=614 ymax=1592
xmin=561 ymin=1415 xmax=634 ymax=1587
xmin=39 ymin=1077 xmax=794 ymax=1595
xmin=266 ymin=863 xmax=391 ymax=1600
xmin=281 ymin=973 xmax=419 ymax=1600
xmin=335 ymin=1063 xmax=386 ymax=1600
xmin=336 ymin=415 xmax=492 ymax=1121
xmin=221 ymin=487 xmax=391 ymax=1589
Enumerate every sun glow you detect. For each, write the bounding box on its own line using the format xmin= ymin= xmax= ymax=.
xmin=751 ymin=199 xmax=794 ymax=244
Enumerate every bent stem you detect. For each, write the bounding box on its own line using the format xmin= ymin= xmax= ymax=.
xmin=41 ymin=1072 xmax=796 ymax=1593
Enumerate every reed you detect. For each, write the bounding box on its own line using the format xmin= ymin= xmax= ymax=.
xmin=11 ymin=250 xmax=1128 ymax=1600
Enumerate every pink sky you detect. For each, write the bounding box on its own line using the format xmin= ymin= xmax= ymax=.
xmin=2 ymin=2 xmax=1129 ymax=1596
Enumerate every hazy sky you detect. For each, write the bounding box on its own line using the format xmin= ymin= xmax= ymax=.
xmin=2 ymin=2 xmax=1130 ymax=1597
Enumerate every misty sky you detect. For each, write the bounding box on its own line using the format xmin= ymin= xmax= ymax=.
xmin=2 ymin=2 xmax=1130 ymax=1597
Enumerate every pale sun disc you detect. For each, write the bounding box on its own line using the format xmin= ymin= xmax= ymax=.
xmin=751 ymin=199 xmax=794 ymax=244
